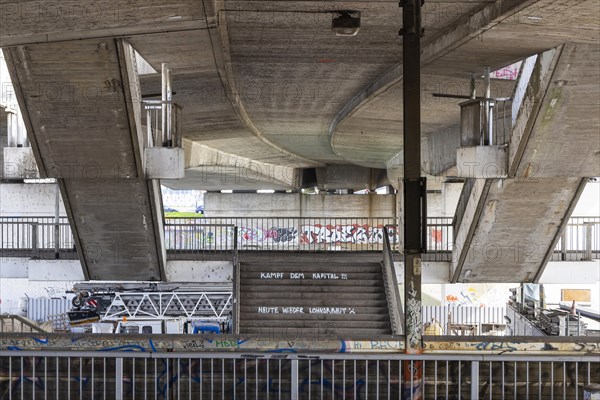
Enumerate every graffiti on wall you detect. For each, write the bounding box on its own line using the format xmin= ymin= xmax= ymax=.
xmin=164 ymin=224 xmax=400 ymax=250
xmin=300 ymin=224 xmax=398 ymax=245
xmin=444 ymin=284 xmax=513 ymax=307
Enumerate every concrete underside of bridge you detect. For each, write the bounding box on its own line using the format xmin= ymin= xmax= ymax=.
xmin=1 ymin=0 xmax=599 ymax=283
xmin=2 ymin=0 xmax=597 ymax=178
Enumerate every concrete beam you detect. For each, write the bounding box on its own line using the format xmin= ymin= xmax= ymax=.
xmin=510 ymin=43 xmax=600 ymax=178
xmin=316 ymin=165 xmax=387 ymax=191
xmin=4 ymin=39 xmax=166 ymax=281
xmin=452 ymin=177 xmax=586 ymax=283
xmin=451 ymin=178 xmax=488 ymax=282
xmin=201 ymin=4 xmax=321 ymax=168
xmin=0 ymin=0 xmax=208 ymax=46
xmin=170 ymin=139 xmax=302 ymax=190
xmin=204 ymin=193 xmax=397 ymax=218
xmin=329 ymin=0 xmax=540 ymax=163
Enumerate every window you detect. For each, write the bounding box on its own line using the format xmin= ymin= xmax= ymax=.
xmin=142 ymin=326 xmax=153 ymax=334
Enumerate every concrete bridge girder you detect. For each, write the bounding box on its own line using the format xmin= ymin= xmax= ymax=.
xmin=4 ymin=38 xmax=166 ymax=281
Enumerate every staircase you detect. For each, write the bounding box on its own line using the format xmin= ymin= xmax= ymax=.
xmin=239 ymin=259 xmax=394 ymax=337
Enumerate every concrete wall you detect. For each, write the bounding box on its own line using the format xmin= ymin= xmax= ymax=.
xmin=427 ymin=192 xmax=443 ymax=216
xmin=2 ymin=258 xmax=596 ymax=314
xmin=0 ymin=183 xmax=66 ymax=216
xmin=443 ymin=181 xmax=463 ymax=217
xmin=204 ymin=193 xmax=397 ymax=218
xmin=0 ymin=277 xmax=76 ymax=315
xmin=422 ymin=127 xmax=461 ymax=176
xmin=166 ymin=261 xmax=232 ymax=283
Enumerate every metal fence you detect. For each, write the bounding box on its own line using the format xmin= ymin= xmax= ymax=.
xmin=422 ymin=306 xmax=507 ymax=336
xmin=0 ymin=216 xmax=74 ymax=250
xmin=165 ymin=217 xmax=402 ymax=252
xmin=164 ymin=222 xmax=237 ymax=260
xmin=0 ymin=315 xmax=48 ymax=334
xmin=1 ymin=216 xmax=598 ymax=261
xmin=551 ymin=217 xmax=600 ymax=261
xmin=0 ymin=351 xmax=597 ymax=399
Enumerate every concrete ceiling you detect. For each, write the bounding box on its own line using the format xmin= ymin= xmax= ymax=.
xmin=2 ymin=0 xmax=598 ymax=189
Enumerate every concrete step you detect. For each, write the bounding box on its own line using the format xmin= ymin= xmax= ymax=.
xmin=240 ymin=279 xmax=383 ymax=286
xmin=240 ymin=292 xmax=388 ymax=300
xmin=241 ymin=299 xmax=388 ymax=307
xmin=240 ymin=326 xmax=392 ymax=337
xmin=240 ymin=320 xmax=391 ymax=329
xmin=240 ymin=285 xmax=385 ymax=293
xmin=240 ymin=271 xmax=382 ymax=280
xmin=239 ymin=259 xmax=392 ymax=336
xmin=240 ymin=312 xmax=392 ymax=321
xmin=241 ymin=263 xmax=382 ymax=272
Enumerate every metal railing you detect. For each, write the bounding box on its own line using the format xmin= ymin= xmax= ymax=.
xmin=0 ymin=314 xmax=49 ymax=334
xmin=552 ymin=217 xmax=600 ymax=261
xmin=426 ymin=217 xmax=453 ymax=260
xmin=164 ymin=222 xmax=236 ymax=260
xmin=1 ymin=216 xmax=598 ymax=261
xmin=166 ymin=217 xmax=403 ymax=253
xmin=460 ymin=98 xmax=512 ymax=148
xmin=382 ymin=226 xmax=403 ymax=335
xmin=481 ymin=98 xmax=512 ymax=146
xmin=233 ymin=232 xmax=241 ymax=335
xmin=143 ymin=100 xmax=182 ymax=149
xmin=0 ymin=216 xmax=76 ymax=259
xmin=422 ymin=306 xmax=508 ymax=336
xmin=0 ymin=351 xmax=597 ymax=399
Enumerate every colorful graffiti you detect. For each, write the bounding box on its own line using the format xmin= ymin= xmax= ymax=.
xmin=444 ymin=284 xmax=513 ymax=307
xmin=239 ymin=226 xmax=298 ymax=244
xmin=164 ymin=223 xmax=400 ymax=250
xmin=300 ymin=224 xmax=397 ymax=245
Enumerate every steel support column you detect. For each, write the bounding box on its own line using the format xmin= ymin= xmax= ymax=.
xmin=401 ymin=0 xmax=425 ymax=398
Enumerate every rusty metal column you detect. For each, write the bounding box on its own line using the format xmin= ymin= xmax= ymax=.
xmin=401 ymin=0 xmax=425 ymax=398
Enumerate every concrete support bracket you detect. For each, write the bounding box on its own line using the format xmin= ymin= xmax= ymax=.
xmin=145 ymin=147 xmax=185 ymax=179
xmin=457 ymin=146 xmax=507 ymax=178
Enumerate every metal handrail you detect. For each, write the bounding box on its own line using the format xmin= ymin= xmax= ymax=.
xmin=143 ymin=99 xmax=182 ymax=149
xmin=0 ymin=314 xmax=49 ymax=333
xmin=232 ymin=226 xmax=240 ymax=334
xmin=1 ymin=346 xmax=596 ymax=400
xmin=382 ymin=226 xmax=403 ymax=335
xmin=1 ymin=216 xmax=598 ymax=260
